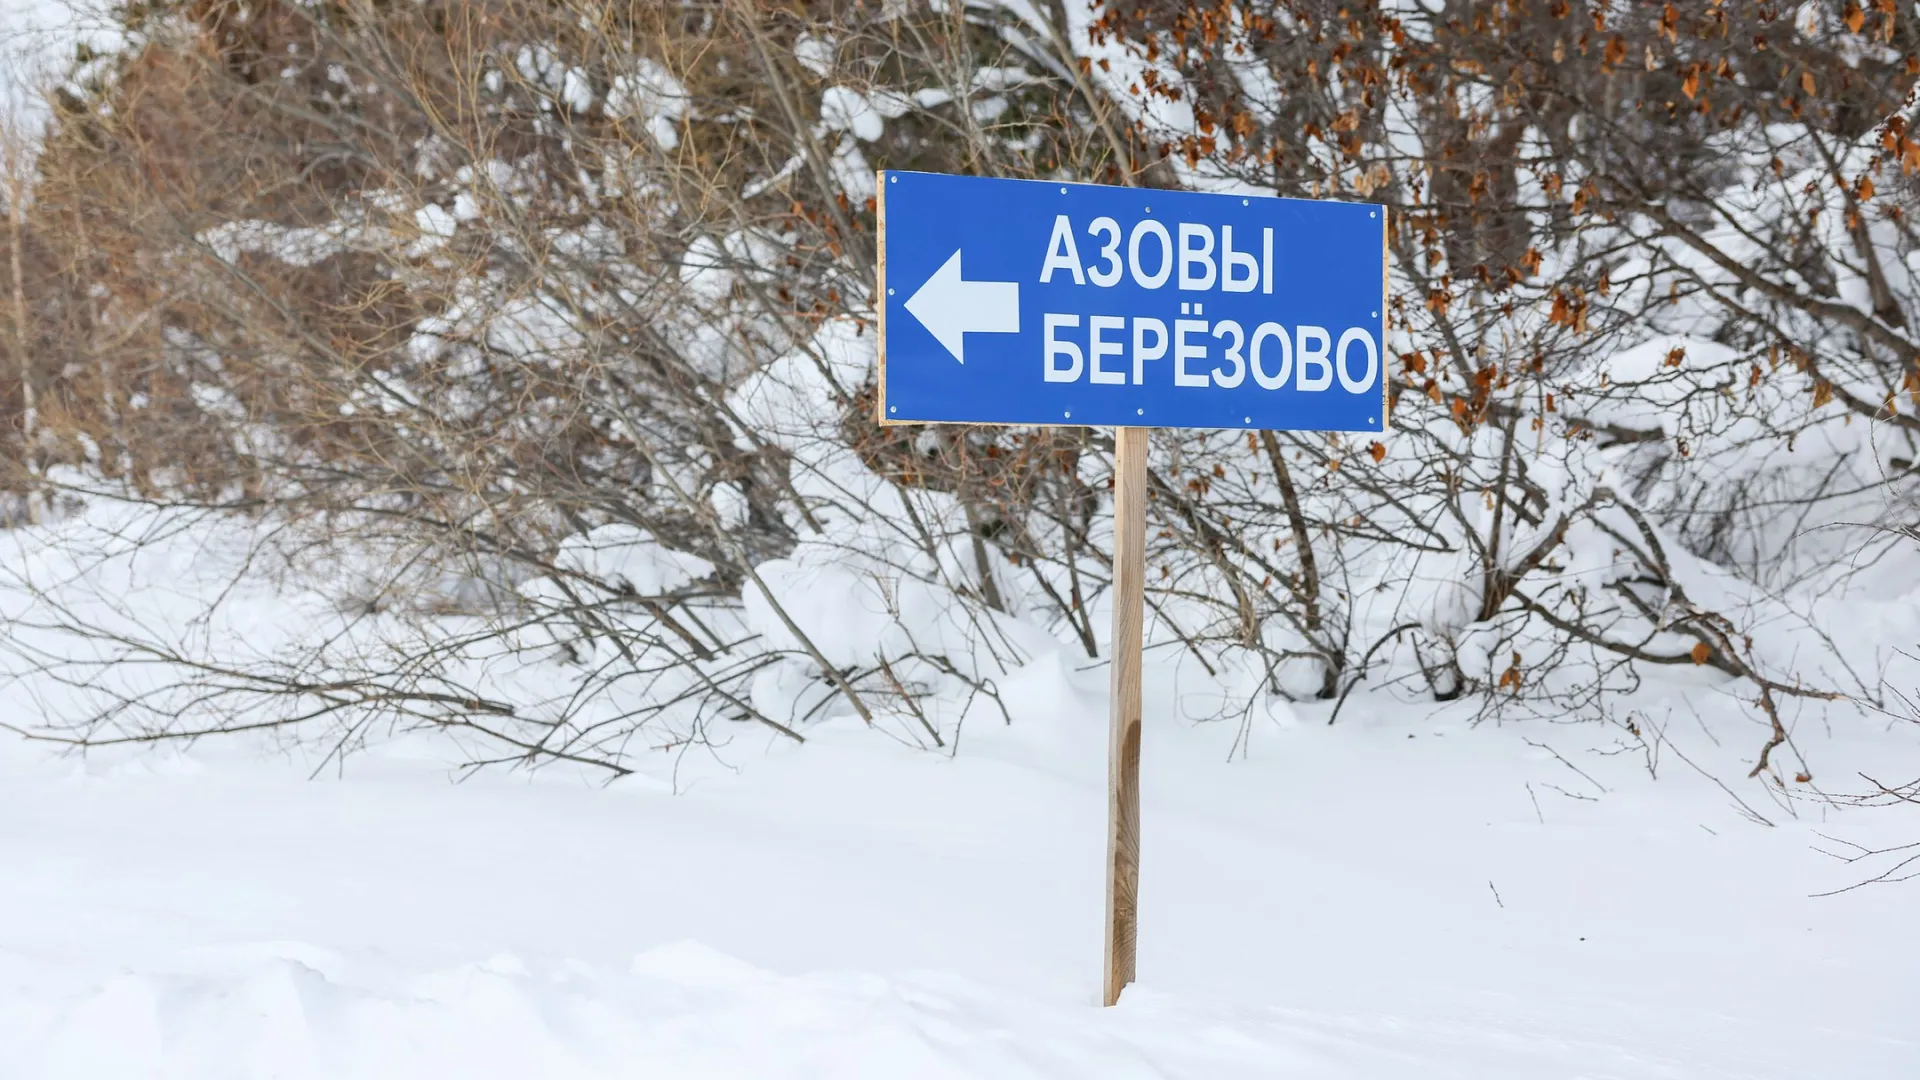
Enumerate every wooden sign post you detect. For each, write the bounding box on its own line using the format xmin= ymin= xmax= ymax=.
xmin=1103 ymin=426 xmax=1148 ymax=1007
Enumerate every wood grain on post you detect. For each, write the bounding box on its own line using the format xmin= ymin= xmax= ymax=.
xmin=1103 ymin=426 xmax=1148 ymax=1007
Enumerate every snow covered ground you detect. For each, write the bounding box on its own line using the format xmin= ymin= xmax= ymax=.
xmin=1 ymin=0 xmax=113 ymax=115
xmin=3 ymin=610 xmax=1916 ymax=1078
xmin=3 ymin=0 xmax=1917 ymax=1072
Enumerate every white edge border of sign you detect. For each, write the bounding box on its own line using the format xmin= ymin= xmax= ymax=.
xmin=876 ymin=170 xmax=897 ymax=427
xmin=873 ymin=169 xmax=1391 ymax=436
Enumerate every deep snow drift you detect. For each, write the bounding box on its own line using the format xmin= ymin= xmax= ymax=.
xmin=3 ymin=538 xmax=1917 ymax=1077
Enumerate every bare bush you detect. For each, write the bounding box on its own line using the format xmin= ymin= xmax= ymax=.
xmin=1 ymin=0 xmax=1915 ymax=779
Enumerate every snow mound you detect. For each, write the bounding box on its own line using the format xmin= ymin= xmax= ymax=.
xmin=4 ymin=942 xmax=1824 ymax=1080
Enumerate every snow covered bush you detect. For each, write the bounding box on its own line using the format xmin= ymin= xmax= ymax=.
xmin=2 ymin=0 xmax=1916 ymax=779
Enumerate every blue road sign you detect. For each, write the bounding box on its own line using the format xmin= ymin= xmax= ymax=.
xmin=877 ymin=171 xmax=1387 ymax=432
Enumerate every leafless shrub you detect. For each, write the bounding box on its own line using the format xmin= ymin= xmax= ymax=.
xmin=0 ymin=0 xmax=1913 ymax=780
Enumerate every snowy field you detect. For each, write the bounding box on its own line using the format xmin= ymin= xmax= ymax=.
xmin=1 ymin=7 xmax=1917 ymax=1071
xmin=2 ymin=510 xmax=1916 ymax=1079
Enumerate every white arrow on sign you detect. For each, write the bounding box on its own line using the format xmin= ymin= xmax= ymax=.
xmin=902 ymin=249 xmax=1020 ymax=364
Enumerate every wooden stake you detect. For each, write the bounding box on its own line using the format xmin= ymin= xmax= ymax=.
xmin=1103 ymin=426 xmax=1147 ymax=1007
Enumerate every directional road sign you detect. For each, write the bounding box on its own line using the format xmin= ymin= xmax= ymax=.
xmin=877 ymin=171 xmax=1387 ymax=432
xmin=874 ymin=169 xmax=1391 ymax=1010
